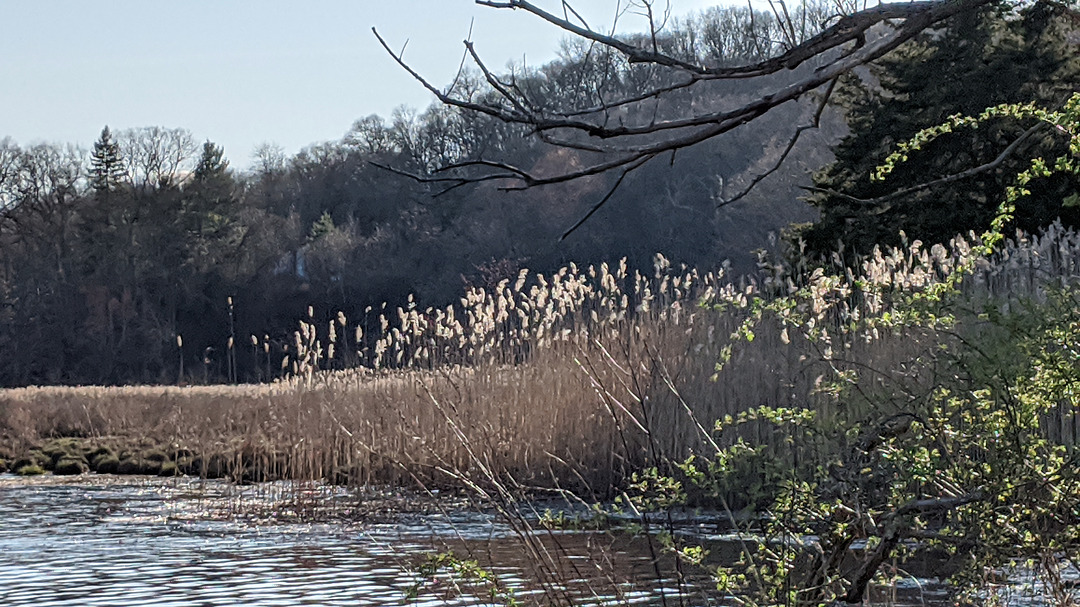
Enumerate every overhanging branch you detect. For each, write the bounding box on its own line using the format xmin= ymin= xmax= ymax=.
xmin=375 ymin=0 xmax=999 ymax=234
xmin=719 ymin=77 xmax=838 ymax=207
xmin=845 ymin=491 xmax=985 ymax=603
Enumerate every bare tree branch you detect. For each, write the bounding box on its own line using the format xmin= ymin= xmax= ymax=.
xmin=561 ymin=74 xmax=700 ymax=117
xmin=379 ymin=0 xmax=996 ymax=192
xmin=372 ymin=0 xmax=1000 ymax=238
xmin=560 ymin=154 xmax=654 ymax=240
xmin=719 ymin=77 xmax=838 ymax=207
xmin=477 ymin=0 xmax=972 ymax=79
xmin=477 ymin=0 xmax=712 ymax=74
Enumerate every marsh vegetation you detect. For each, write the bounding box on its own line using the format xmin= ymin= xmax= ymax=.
xmin=2 ymin=2 xmax=1079 ymax=606
xmin=4 ymin=213 xmax=1080 ymax=604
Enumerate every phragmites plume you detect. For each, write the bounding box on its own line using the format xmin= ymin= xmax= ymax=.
xmin=259 ymin=223 xmax=1080 ymax=384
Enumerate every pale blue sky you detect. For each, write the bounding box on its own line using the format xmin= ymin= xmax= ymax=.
xmin=1 ymin=1 xmax=719 ymax=168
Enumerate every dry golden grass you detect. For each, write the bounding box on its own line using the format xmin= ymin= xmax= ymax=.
xmin=3 ymin=223 xmax=1079 ymax=493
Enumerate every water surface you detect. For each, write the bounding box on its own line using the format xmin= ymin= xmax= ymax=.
xmin=0 ymin=475 xmax=705 ymax=606
xmin=14 ymin=475 xmax=1062 ymax=606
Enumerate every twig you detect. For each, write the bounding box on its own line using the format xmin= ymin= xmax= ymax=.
xmin=377 ymin=0 xmax=995 ymax=192
xmin=720 ymin=77 xmax=838 ymax=207
xmin=560 ymin=154 xmax=653 ymax=240
xmin=802 ymin=123 xmax=1047 ymax=207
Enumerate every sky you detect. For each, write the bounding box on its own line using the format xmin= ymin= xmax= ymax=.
xmin=0 ymin=1 xmax=721 ymax=168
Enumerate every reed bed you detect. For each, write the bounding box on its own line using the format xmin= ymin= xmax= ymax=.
xmin=2 ymin=222 xmax=1079 ymax=496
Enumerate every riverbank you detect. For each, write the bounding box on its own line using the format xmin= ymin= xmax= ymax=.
xmin=0 ymin=433 xmax=315 ymax=483
xmin=2 ymin=436 xmax=196 ymax=479
xmin=0 ymin=255 xmax=815 ymax=501
xmin=0 ymin=361 xmax=639 ymax=494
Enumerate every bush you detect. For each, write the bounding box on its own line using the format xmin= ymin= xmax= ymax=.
xmin=116 ymin=457 xmax=141 ymax=475
xmin=92 ymin=454 xmax=119 ymax=474
xmin=14 ymin=464 xmax=45 ymax=476
xmin=53 ymin=456 xmax=88 ymax=476
xmin=633 ymin=93 xmax=1080 ymax=606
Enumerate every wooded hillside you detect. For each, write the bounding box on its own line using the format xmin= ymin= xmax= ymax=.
xmin=0 ymin=0 xmax=1075 ymax=386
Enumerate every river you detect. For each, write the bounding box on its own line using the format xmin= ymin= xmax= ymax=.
xmin=0 ymin=474 xmax=992 ymax=606
xmin=0 ymin=475 xmax=725 ymax=606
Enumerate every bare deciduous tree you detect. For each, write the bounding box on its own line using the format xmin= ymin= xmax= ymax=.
xmin=117 ymin=126 xmax=197 ymax=193
xmin=0 ymin=138 xmax=20 ymax=212
xmin=376 ymin=0 xmax=1000 ymax=231
xmin=2 ymin=143 xmax=86 ymax=277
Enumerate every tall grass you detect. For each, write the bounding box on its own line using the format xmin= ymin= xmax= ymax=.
xmin=2 ymin=222 xmax=1079 ymax=495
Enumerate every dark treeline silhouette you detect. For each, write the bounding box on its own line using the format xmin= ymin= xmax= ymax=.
xmin=3 ymin=1 xmax=1072 ymax=386
xmin=803 ymin=1 xmax=1080 ymax=258
xmin=0 ymin=5 xmax=838 ymax=386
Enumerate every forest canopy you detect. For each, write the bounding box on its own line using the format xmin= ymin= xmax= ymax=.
xmin=802 ymin=0 xmax=1080 ymax=257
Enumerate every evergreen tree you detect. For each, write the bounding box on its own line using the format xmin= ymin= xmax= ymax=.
xmin=194 ymin=140 xmax=229 ymax=182
xmin=88 ymin=126 xmax=126 ymax=195
xmin=79 ymin=126 xmax=134 ymax=289
xmin=801 ymin=3 xmax=1080 ymax=257
xmin=308 ymin=211 xmax=336 ymax=241
xmin=181 ymin=141 xmax=241 ymax=272
xmin=186 ymin=142 xmax=234 ymax=224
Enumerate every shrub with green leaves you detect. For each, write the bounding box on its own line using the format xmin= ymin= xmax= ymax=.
xmin=620 ymin=93 xmax=1080 ymax=606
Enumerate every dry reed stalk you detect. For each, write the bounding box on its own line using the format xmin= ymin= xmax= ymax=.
xmin=1 ymin=224 xmax=1078 ymax=498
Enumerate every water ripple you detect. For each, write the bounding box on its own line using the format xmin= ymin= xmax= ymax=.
xmin=0 ymin=476 xmax=706 ymax=606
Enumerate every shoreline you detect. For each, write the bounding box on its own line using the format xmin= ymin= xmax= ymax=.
xmin=0 ymin=434 xmax=376 ymax=485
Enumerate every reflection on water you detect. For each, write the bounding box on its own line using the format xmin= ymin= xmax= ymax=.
xmin=1 ymin=477 xmax=408 ymax=606
xmin=16 ymin=475 xmax=1064 ymax=606
xmin=0 ymin=475 xmax=710 ymax=606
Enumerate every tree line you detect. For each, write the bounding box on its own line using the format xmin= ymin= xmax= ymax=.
xmin=0 ymin=0 xmax=1074 ymax=386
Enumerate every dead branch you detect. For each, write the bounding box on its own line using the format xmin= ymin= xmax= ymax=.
xmin=560 ymin=154 xmax=653 ymax=240
xmin=719 ymin=77 xmax=838 ymax=207
xmin=377 ymin=0 xmax=997 ymax=193
xmin=476 ymin=0 xmax=950 ymax=79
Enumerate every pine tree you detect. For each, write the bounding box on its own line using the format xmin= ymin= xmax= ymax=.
xmin=309 ymin=211 xmax=336 ymax=241
xmin=194 ymin=140 xmax=229 ymax=182
xmin=187 ymin=141 xmax=235 ymax=226
xmin=79 ymin=126 xmax=134 ymax=287
xmin=801 ymin=3 xmax=1080 ymax=257
xmin=89 ymin=126 xmax=126 ymax=195
xmin=180 ymin=141 xmax=241 ymax=273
